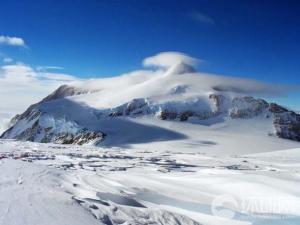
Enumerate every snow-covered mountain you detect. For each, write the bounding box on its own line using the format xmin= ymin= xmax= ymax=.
xmin=1 ymin=55 xmax=300 ymax=149
xmin=1 ymin=53 xmax=300 ymax=225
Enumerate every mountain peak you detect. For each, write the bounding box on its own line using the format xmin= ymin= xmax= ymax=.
xmin=164 ymin=62 xmax=196 ymax=76
xmin=41 ymin=85 xmax=88 ymax=103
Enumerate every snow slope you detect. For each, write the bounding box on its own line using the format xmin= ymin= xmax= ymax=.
xmin=2 ymin=55 xmax=300 ymax=147
xmin=0 ymin=158 xmax=103 ymax=225
xmin=0 ymin=139 xmax=299 ymax=225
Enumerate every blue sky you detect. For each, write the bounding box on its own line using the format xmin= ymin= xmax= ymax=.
xmin=0 ymin=0 xmax=299 ymax=109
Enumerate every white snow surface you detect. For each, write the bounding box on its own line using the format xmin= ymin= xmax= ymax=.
xmin=0 ymin=139 xmax=299 ymax=225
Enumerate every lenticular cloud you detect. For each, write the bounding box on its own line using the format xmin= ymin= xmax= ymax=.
xmin=143 ymin=51 xmax=200 ymax=69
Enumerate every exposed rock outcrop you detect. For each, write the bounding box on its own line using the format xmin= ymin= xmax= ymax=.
xmin=158 ymin=109 xmax=211 ymax=121
xmin=229 ymin=96 xmax=269 ymax=118
xmin=54 ymin=129 xmax=105 ymax=145
xmin=269 ymin=104 xmax=300 ymax=141
xmin=269 ymin=103 xmax=289 ymax=113
xmin=108 ymin=98 xmax=150 ymax=117
xmin=209 ymin=93 xmax=228 ymax=114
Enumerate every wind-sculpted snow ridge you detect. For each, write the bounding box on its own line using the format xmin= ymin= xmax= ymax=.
xmin=1 ymin=54 xmax=300 ymax=145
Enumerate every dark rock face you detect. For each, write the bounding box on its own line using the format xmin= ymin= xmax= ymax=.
xmin=159 ymin=110 xmax=179 ymax=120
xmin=159 ymin=110 xmax=211 ymax=121
xmin=229 ymin=96 xmax=269 ymax=118
xmin=209 ymin=94 xmax=225 ymax=108
xmin=123 ymin=99 xmax=149 ymax=115
xmin=269 ymin=103 xmax=289 ymax=113
xmin=271 ymin=105 xmax=300 ymax=141
xmin=179 ymin=111 xmax=195 ymax=121
xmin=108 ymin=99 xmax=150 ymax=117
xmin=54 ymin=130 xmax=105 ymax=145
xmin=209 ymin=94 xmax=228 ymax=114
xmin=7 ymin=114 xmax=21 ymax=127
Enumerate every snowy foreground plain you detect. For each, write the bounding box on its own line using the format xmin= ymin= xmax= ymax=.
xmin=1 ymin=117 xmax=300 ymax=225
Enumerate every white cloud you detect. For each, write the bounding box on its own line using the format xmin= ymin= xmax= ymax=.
xmin=1 ymin=64 xmax=36 ymax=82
xmin=2 ymin=57 xmax=13 ymax=64
xmin=0 ymin=63 xmax=78 ymax=82
xmin=36 ymin=66 xmax=64 ymax=71
xmin=0 ymin=112 xmax=12 ymax=134
xmin=0 ymin=35 xmax=26 ymax=47
xmin=143 ymin=51 xmax=200 ymax=69
xmin=39 ymin=73 xmax=78 ymax=81
xmin=142 ymin=52 xmax=296 ymax=98
xmin=190 ymin=12 xmax=215 ymax=25
xmin=0 ymin=63 xmax=80 ymax=131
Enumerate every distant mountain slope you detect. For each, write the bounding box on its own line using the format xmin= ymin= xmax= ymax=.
xmin=1 ymin=56 xmax=300 ymax=148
